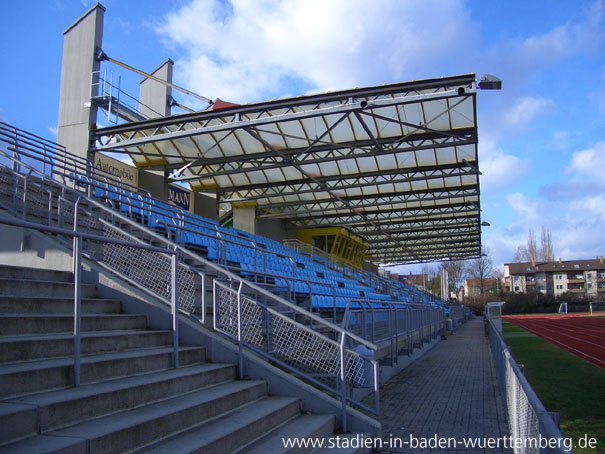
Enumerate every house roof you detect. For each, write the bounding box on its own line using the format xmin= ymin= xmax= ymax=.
xmin=505 ymin=259 xmax=605 ymax=274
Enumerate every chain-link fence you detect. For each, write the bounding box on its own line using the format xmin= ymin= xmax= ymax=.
xmin=214 ymin=279 xmax=380 ymax=430
xmin=486 ymin=318 xmax=571 ymax=453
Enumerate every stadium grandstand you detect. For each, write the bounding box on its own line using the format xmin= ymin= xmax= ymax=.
xmin=0 ymin=4 xmax=493 ymax=453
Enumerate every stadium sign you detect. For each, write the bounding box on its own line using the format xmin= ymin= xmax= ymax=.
xmin=168 ymin=184 xmax=191 ymax=210
xmin=94 ymin=153 xmax=138 ymax=187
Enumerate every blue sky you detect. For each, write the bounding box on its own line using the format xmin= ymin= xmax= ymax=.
xmin=1 ymin=0 xmax=604 ymax=273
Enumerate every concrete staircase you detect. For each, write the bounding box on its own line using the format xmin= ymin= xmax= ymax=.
xmin=0 ymin=265 xmax=365 ymax=454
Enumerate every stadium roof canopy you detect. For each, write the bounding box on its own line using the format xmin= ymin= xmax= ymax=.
xmin=92 ymin=73 xmax=483 ymax=265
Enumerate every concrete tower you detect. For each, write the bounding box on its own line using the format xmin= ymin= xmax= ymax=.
xmin=57 ymin=3 xmax=105 ymax=161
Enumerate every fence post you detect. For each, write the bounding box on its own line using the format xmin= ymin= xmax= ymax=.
xmin=339 ymin=332 xmax=348 ymax=433
xmin=236 ymin=281 xmax=244 ymax=379
xmin=200 ymin=273 xmax=206 ymax=324
xmin=171 ymin=251 xmax=179 ymax=369
xmin=73 ymin=235 xmax=82 ymax=387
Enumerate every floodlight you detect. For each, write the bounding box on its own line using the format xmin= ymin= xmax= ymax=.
xmin=478 ymin=74 xmax=502 ymax=90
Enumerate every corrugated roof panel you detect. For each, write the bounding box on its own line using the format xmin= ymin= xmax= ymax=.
xmin=93 ymin=74 xmax=482 ymax=264
xmin=415 ymin=148 xmax=437 ymax=166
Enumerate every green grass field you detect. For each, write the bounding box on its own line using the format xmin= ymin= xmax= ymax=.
xmin=502 ymin=321 xmax=605 ymax=453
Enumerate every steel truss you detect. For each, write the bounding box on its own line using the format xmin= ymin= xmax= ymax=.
xmin=92 ymin=74 xmax=483 ymax=264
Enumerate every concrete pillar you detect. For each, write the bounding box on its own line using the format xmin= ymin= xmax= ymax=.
xmin=139 ymin=60 xmax=173 ymax=118
xmin=191 ymin=192 xmax=219 ymax=221
xmin=233 ymin=207 xmax=256 ymax=234
xmin=137 ymin=60 xmax=173 ymax=200
xmin=57 ymin=3 xmax=105 ymax=161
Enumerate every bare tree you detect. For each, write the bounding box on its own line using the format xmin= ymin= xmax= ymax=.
xmin=421 ymin=264 xmax=440 ymax=295
xmin=441 ymin=260 xmax=467 ymax=300
xmin=540 ymin=227 xmax=554 ymax=261
xmin=466 ymin=246 xmax=494 ymax=298
xmin=513 ymin=229 xmax=539 ymax=263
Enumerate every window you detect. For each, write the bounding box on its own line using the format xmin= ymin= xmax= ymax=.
xmin=514 ymin=286 xmax=519 ymax=292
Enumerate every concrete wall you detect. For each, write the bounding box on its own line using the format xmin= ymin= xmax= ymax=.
xmin=233 ymin=206 xmax=256 ymax=234
xmin=192 ymin=192 xmax=218 ymax=221
xmin=0 ymin=224 xmax=73 ymax=273
xmin=57 ymin=4 xmax=104 ymax=159
xmin=138 ymin=168 xmax=167 ymax=201
xmin=256 ymin=217 xmax=297 ymax=242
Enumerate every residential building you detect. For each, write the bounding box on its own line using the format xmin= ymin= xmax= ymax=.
xmin=464 ymin=278 xmax=499 ymax=299
xmin=504 ymin=258 xmax=605 ymax=298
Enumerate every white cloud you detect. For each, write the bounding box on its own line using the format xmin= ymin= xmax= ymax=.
xmin=478 ymin=137 xmax=530 ymax=192
xmin=570 ymin=194 xmax=605 ymax=221
xmin=506 ymin=192 xmax=540 ymax=222
xmin=156 ymin=0 xmax=477 ymax=103
xmin=502 ymin=97 xmax=555 ymax=127
xmin=569 ymin=141 xmax=605 ymax=183
xmin=48 ymin=126 xmax=58 ymax=138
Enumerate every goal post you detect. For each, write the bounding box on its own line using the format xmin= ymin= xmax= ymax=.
xmin=558 ymin=302 xmax=568 ymax=314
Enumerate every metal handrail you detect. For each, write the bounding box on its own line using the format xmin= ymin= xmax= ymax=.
xmin=213 ymin=279 xmax=380 ymax=431
xmin=0 ymin=215 xmax=181 ymax=387
xmin=343 ymin=298 xmax=445 ymax=364
xmin=0 ymin=127 xmax=381 ymax=424
xmin=0 ymin=136 xmax=377 ymax=346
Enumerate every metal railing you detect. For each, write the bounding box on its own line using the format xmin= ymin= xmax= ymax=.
xmin=0 ymin=121 xmax=381 ymax=428
xmin=343 ymin=300 xmax=445 ymax=365
xmin=0 ymin=216 xmax=181 ymax=387
xmin=0 ymin=160 xmax=206 ymax=320
xmin=213 ymin=279 xmax=380 ymax=431
xmin=283 ymin=238 xmax=441 ymax=305
xmin=448 ymin=304 xmax=471 ymax=326
xmin=485 ymin=318 xmax=571 ymax=453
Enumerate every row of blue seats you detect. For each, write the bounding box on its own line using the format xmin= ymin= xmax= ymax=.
xmin=83 ymin=174 xmax=446 ymax=306
xmin=84 ymin=178 xmax=442 ymax=308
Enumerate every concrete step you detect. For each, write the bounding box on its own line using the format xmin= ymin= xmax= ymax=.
xmin=0 ymin=380 xmax=268 ymax=454
xmin=0 ymin=345 xmax=206 ymax=399
xmin=0 ymin=313 xmax=148 ymax=335
xmin=132 ymin=395 xmax=301 ymax=454
xmin=0 ymin=329 xmax=174 ymax=363
xmin=0 ymin=296 xmax=121 ymax=314
xmin=0 ymin=266 xmax=72 ymax=282
xmin=0 ymin=278 xmax=97 ymax=298
xmin=0 ymin=362 xmax=235 ymax=444
xmin=236 ymin=413 xmax=335 ymax=454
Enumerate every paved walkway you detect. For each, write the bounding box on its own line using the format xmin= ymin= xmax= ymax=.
xmin=375 ymin=318 xmax=511 ymax=453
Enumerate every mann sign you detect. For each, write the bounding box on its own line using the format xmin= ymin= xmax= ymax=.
xmin=94 ymin=153 xmax=138 ymax=187
xmin=168 ymin=184 xmax=191 ymax=210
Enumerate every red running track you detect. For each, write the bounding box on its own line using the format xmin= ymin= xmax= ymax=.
xmin=503 ymin=313 xmax=605 ymax=368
